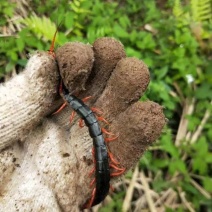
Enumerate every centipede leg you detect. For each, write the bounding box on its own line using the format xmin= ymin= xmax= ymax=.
xmin=52 ymin=102 xmax=67 ymax=115
xmin=59 ymin=79 xmax=63 ymax=94
xmin=110 ymin=168 xmax=126 ymax=177
xmin=101 ymin=128 xmax=115 ymax=136
xmin=90 ymin=178 xmax=96 ymax=187
xmin=97 ymin=116 xmax=110 ymax=125
xmin=82 ymin=96 xmax=92 ymax=102
xmin=79 ymin=119 xmax=84 ymax=128
xmin=88 ymin=167 xmax=95 ymax=177
xmin=105 ymin=134 xmax=119 ymax=142
xmin=108 ymin=151 xmax=120 ymax=165
xmin=110 ymin=164 xmax=125 ymax=171
xmin=70 ymin=111 xmax=76 ymax=123
xmin=88 ymin=188 xmax=96 ymax=208
xmin=91 ymin=107 xmax=103 ymax=114
xmin=110 ymin=184 xmax=114 ymax=191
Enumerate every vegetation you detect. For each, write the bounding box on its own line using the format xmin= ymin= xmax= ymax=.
xmin=0 ymin=0 xmax=211 ymax=211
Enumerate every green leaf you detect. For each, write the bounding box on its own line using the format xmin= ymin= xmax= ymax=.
xmin=169 ymin=159 xmax=187 ymax=174
xmin=153 ymin=158 xmax=169 ymax=168
xmin=5 ymin=62 xmax=14 ymax=73
xmin=125 ymin=47 xmax=141 ymax=58
xmin=187 ymin=115 xmax=201 ymax=132
xmin=17 ymin=59 xmax=27 ymax=67
xmin=157 ymin=66 xmax=169 ymax=79
xmin=195 ymin=84 xmax=212 ymax=99
xmin=161 ymin=136 xmax=179 ymax=158
xmin=129 ymin=30 xmax=137 ymax=42
xmin=203 ymin=177 xmax=212 ymax=192
xmin=193 ymin=136 xmax=208 ymax=156
xmin=113 ymin=24 xmax=129 ymax=38
xmin=21 ymin=15 xmax=57 ymax=42
xmin=119 ymin=15 xmax=130 ymax=29
xmin=16 ymin=37 xmax=25 ymax=52
xmin=192 ymin=157 xmax=207 ymax=174
xmin=136 ymin=33 xmax=156 ymax=50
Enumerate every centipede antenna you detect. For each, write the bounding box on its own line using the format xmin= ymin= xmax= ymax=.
xmin=48 ymin=0 xmax=64 ymax=55
xmin=48 ymin=21 xmax=63 ymax=56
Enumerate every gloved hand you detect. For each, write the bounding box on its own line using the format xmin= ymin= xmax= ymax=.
xmin=0 ymin=37 xmax=166 ymax=211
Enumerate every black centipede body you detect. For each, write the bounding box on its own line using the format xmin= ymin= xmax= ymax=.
xmin=62 ymin=83 xmax=110 ymax=207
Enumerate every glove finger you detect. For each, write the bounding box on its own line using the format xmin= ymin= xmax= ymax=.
xmin=0 ymin=52 xmax=58 ymax=151
xmin=95 ymin=57 xmax=150 ymax=123
xmin=83 ymin=37 xmax=126 ymax=100
xmin=107 ymin=101 xmax=166 ymax=171
xmin=52 ymin=42 xmax=94 ymax=127
xmin=55 ymin=42 xmax=94 ymax=94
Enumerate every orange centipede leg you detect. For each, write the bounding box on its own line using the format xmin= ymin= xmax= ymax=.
xmin=88 ymin=188 xmax=96 ymax=208
xmin=108 ymin=151 xmax=120 ymax=165
xmin=70 ymin=111 xmax=76 ymax=123
xmin=79 ymin=119 xmax=84 ymax=128
xmin=88 ymin=167 xmax=95 ymax=177
xmin=105 ymin=134 xmax=119 ymax=142
xmin=97 ymin=116 xmax=110 ymax=125
xmin=82 ymin=96 xmax=92 ymax=102
xmin=91 ymin=107 xmax=103 ymax=114
xmin=90 ymin=178 xmax=96 ymax=188
xmin=110 ymin=164 xmax=125 ymax=171
xmin=110 ymin=184 xmax=114 ymax=192
xmin=110 ymin=168 xmax=126 ymax=177
xmin=101 ymin=128 xmax=115 ymax=136
xmin=52 ymin=102 xmax=67 ymax=115
xmin=59 ymin=79 xmax=63 ymax=94
xmin=92 ymin=147 xmax=95 ymax=155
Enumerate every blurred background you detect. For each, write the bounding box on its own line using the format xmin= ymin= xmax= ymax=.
xmin=0 ymin=0 xmax=211 ymax=211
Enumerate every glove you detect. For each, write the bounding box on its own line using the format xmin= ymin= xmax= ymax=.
xmin=0 ymin=37 xmax=166 ymax=211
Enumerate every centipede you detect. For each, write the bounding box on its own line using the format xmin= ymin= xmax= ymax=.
xmin=49 ymin=26 xmax=125 ymax=209
xmin=61 ymin=82 xmax=110 ymax=208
